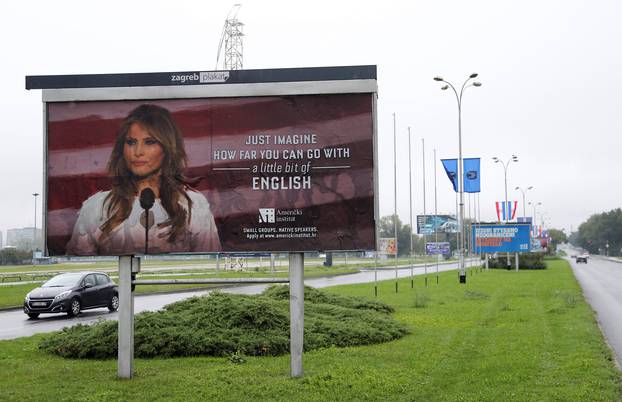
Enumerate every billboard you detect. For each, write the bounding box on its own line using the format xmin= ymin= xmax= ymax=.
xmin=29 ymin=67 xmax=378 ymax=256
xmin=472 ymin=224 xmax=531 ymax=253
xmin=416 ymin=215 xmax=458 ymax=235
xmin=426 ymin=242 xmax=451 ymax=255
xmin=378 ymin=238 xmax=397 ymax=254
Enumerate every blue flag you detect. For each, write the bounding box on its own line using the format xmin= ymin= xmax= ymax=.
xmin=441 ymin=159 xmax=458 ymax=192
xmin=441 ymin=158 xmax=481 ymax=193
xmin=463 ymin=158 xmax=480 ymax=193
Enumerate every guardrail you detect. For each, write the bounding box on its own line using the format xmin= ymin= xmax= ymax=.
xmin=0 ymin=275 xmax=22 ymax=283
xmin=0 ymin=272 xmax=59 ymax=283
xmin=132 ymin=278 xmax=289 ymax=285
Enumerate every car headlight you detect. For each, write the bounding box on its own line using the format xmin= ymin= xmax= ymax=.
xmin=53 ymin=290 xmax=72 ymax=303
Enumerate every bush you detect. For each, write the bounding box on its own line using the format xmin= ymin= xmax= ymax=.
xmin=485 ymin=252 xmax=546 ymax=270
xmin=39 ymin=286 xmax=409 ymax=359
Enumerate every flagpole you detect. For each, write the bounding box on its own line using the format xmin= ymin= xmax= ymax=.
xmin=393 ymin=113 xmax=398 ymax=293
xmin=434 ymin=149 xmax=439 ymax=284
xmin=455 ymin=190 xmax=459 ymax=265
xmin=475 ymin=193 xmax=482 ymax=272
xmin=408 ymin=127 xmax=414 ymax=288
xmin=422 ymin=138 xmax=427 ymax=287
xmin=468 ymin=193 xmax=472 ymax=272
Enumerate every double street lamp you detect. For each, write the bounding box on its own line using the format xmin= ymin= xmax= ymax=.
xmin=434 ymin=73 xmax=482 ymax=284
xmin=493 ymin=155 xmax=518 ymax=270
xmin=515 ymin=186 xmax=533 ymax=221
xmin=528 ymin=201 xmax=542 ymax=236
xmin=492 ymin=155 xmax=518 ymax=222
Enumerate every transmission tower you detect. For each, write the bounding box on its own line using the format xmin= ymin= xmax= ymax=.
xmin=216 ymin=4 xmax=244 ymax=70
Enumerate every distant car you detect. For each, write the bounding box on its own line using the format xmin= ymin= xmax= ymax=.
xmin=24 ymin=272 xmax=118 ymax=319
xmin=576 ymin=254 xmax=589 ymax=264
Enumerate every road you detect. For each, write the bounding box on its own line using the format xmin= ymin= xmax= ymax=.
xmin=567 ymin=253 xmax=622 ymax=368
xmin=0 ymin=261 xmax=465 ymax=340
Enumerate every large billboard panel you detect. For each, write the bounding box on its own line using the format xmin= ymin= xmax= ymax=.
xmin=416 ymin=215 xmax=458 ymax=235
xmin=35 ymin=68 xmax=377 ymax=256
xmin=472 ymin=224 xmax=531 ymax=253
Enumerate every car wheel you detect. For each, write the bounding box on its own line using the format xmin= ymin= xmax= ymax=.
xmin=67 ymin=297 xmax=81 ymax=317
xmin=27 ymin=313 xmax=40 ymax=319
xmin=108 ymin=294 xmax=119 ymax=312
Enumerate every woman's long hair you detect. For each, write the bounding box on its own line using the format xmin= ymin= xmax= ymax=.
xmin=100 ymin=104 xmax=192 ymax=242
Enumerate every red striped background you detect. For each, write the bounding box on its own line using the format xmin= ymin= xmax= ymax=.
xmin=47 ymin=94 xmax=375 ymax=255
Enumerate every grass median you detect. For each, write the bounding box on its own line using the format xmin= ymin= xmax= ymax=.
xmin=1 ymin=258 xmax=619 ymax=401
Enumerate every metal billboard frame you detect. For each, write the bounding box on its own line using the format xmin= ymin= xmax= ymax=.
xmin=28 ymin=65 xmax=378 ymax=380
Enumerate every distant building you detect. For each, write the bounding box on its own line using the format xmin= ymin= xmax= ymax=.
xmin=6 ymin=227 xmax=43 ymax=251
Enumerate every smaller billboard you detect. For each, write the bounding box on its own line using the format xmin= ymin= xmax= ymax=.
xmin=472 ymin=224 xmax=531 ymax=253
xmin=531 ymin=238 xmax=543 ymax=252
xmin=426 ymin=242 xmax=451 ymax=255
xmin=417 ymin=215 xmax=458 ymax=235
xmin=378 ymin=238 xmax=397 ymax=254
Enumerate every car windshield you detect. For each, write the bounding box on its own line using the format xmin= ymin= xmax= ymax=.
xmin=42 ymin=273 xmax=83 ymax=288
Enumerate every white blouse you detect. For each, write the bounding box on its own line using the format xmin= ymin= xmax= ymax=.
xmin=66 ymin=190 xmax=221 ymax=255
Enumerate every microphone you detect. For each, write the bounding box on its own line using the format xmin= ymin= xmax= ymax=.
xmin=140 ymin=188 xmax=155 ymax=210
xmin=140 ymin=188 xmax=155 ymax=254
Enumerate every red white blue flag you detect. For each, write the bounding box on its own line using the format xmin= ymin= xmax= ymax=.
xmin=495 ymin=201 xmax=518 ymax=221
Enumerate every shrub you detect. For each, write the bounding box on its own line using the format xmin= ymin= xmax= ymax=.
xmin=39 ymin=287 xmax=409 ymax=359
xmin=485 ymin=252 xmax=546 ymax=270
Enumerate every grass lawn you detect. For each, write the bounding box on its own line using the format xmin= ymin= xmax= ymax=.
xmin=1 ymin=258 xmax=620 ymax=401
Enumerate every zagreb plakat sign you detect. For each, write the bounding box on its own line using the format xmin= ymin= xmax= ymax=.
xmin=472 ymin=224 xmax=531 ymax=253
xmin=29 ymin=66 xmax=378 ymax=256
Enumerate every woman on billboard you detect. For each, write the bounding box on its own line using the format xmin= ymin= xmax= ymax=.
xmin=66 ymin=104 xmax=221 ymax=255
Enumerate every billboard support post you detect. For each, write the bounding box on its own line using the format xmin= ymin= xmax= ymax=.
xmin=289 ymin=252 xmax=304 ymax=377
xmin=270 ymin=253 xmax=275 ymax=276
xmin=515 ymin=253 xmax=519 ymax=271
xmin=118 ymin=255 xmax=136 ymax=379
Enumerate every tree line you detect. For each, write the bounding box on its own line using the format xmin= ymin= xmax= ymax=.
xmin=0 ymin=248 xmax=33 ymax=265
xmin=569 ymin=208 xmax=622 ymax=256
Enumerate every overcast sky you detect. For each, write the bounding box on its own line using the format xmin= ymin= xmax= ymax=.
xmin=1 ymin=0 xmax=621 ymax=239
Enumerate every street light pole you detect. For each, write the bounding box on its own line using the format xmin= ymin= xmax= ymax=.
xmin=32 ymin=193 xmax=39 ymax=252
xmin=529 ymin=201 xmax=542 ymax=236
xmin=515 ymin=186 xmax=533 ymax=221
xmin=434 ymin=73 xmax=482 ymax=284
xmin=529 ymin=202 xmax=542 ymax=224
xmin=492 ymin=156 xmax=518 ymax=223
xmin=493 ymin=156 xmax=518 ymax=270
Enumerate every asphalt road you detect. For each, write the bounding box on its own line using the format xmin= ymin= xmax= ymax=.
xmin=0 ymin=260 xmax=464 ymax=340
xmin=567 ymin=253 xmax=622 ymax=368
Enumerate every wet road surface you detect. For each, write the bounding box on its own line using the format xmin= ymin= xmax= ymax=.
xmin=568 ymin=254 xmax=622 ymax=367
